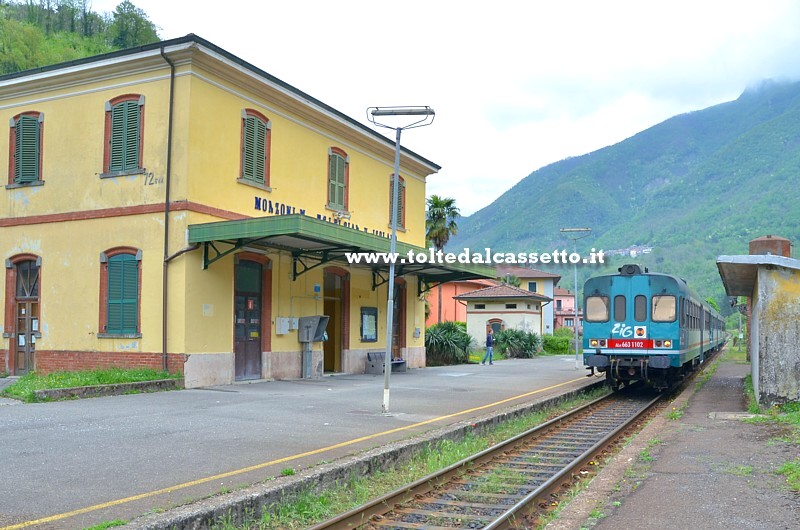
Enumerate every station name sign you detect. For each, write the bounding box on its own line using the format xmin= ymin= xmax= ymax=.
xmin=254 ymin=196 xmax=391 ymax=239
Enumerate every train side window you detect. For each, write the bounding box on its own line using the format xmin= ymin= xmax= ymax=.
xmin=652 ymin=295 xmax=676 ymax=322
xmin=634 ymin=295 xmax=647 ymax=322
xmin=585 ymin=296 xmax=609 ymax=322
xmin=613 ymin=295 xmax=626 ymax=322
xmin=680 ymin=298 xmax=686 ymax=326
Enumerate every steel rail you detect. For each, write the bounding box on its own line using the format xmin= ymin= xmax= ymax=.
xmin=483 ymin=393 xmax=662 ymax=529
xmin=309 ymin=391 xmax=661 ymax=530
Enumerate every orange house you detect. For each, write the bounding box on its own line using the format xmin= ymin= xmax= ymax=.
xmin=425 ymin=278 xmax=498 ymax=326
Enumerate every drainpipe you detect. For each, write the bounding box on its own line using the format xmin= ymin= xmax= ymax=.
xmin=160 ymin=46 xmax=176 ymax=372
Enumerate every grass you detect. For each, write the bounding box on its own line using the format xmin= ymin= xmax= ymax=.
xmin=695 ymin=356 xmax=720 ymax=390
xmin=82 ymin=520 xmax=126 ymax=530
xmin=468 ymin=350 xmax=507 ymax=364
xmin=666 ymin=404 xmax=685 ymax=421
xmin=0 ymin=368 xmax=182 ymax=403
xmin=777 ymin=460 xmax=800 ymax=491
xmin=740 ymin=375 xmax=800 ymax=492
xmin=211 ymin=387 xmax=610 ymax=529
xmin=744 ymin=374 xmax=760 ymax=414
xmin=717 ymin=463 xmax=753 ymax=476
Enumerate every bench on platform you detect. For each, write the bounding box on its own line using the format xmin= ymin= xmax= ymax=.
xmin=365 ymin=351 xmax=407 ymax=374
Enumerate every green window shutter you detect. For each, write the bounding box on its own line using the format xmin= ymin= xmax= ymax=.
xmin=107 ymin=254 xmax=139 ymax=334
xmin=242 ymin=116 xmax=267 ymax=184
xmin=389 ymin=176 xmax=405 ymax=227
xmin=398 ymin=181 xmax=405 ymax=227
xmin=14 ymin=116 xmax=40 ymax=183
xmin=109 ymin=101 xmax=140 ymax=172
xmin=329 ymin=154 xmax=346 ymax=209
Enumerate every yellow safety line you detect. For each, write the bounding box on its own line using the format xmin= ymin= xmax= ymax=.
xmin=2 ymin=376 xmax=587 ymax=529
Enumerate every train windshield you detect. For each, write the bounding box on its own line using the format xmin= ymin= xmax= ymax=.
xmin=585 ymin=296 xmax=609 ymax=322
xmin=652 ymin=295 xmax=677 ymax=322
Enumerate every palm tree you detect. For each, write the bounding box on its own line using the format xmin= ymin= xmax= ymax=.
xmin=426 ymin=195 xmax=460 ymax=323
xmin=501 ymin=274 xmax=521 ymax=287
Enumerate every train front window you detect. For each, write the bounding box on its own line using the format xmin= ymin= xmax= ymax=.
xmin=634 ymin=295 xmax=647 ymax=321
xmin=652 ymin=295 xmax=677 ymax=322
xmin=585 ymin=296 xmax=609 ymax=322
xmin=613 ymin=295 xmax=626 ymax=322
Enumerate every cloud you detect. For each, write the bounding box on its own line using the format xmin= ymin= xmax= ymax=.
xmin=93 ymin=0 xmax=800 ymax=215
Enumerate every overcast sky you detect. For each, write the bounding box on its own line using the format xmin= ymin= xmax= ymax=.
xmin=93 ymin=0 xmax=800 ymax=215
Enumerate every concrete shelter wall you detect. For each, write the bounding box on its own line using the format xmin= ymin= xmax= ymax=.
xmin=755 ymin=266 xmax=800 ymax=405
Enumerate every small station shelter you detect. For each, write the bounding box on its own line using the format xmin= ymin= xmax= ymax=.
xmin=717 ymin=235 xmax=800 ymax=405
xmin=454 ymin=284 xmax=552 ymax=344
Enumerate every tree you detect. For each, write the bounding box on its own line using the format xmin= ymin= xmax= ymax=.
xmin=426 ymin=195 xmax=460 ymax=323
xmin=501 ymin=274 xmax=521 ymax=287
xmin=108 ymin=0 xmax=158 ymax=49
xmin=705 ymin=296 xmax=720 ymax=312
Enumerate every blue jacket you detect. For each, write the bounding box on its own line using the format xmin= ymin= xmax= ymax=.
xmin=486 ymin=333 xmax=494 ymax=347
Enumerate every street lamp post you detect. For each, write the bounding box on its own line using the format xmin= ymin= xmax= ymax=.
xmin=560 ymin=227 xmax=591 ymax=369
xmin=368 ymin=106 xmax=435 ymax=414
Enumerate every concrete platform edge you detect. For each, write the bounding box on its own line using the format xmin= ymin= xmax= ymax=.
xmin=129 ymin=379 xmax=606 ymax=529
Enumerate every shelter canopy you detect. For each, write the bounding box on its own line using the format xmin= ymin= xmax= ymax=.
xmin=188 ymin=214 xmax=494 ymax=293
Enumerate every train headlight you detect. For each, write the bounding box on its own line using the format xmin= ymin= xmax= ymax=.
xmin=664 ymin=339 xmax=672 ymax=348
xmin=590 ymin=339 xmax=599 ymax=347
xmin=599 ymin=339 xmax=607 ymax=347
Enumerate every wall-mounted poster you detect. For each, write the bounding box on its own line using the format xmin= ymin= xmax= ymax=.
xmin=361 ymin=307 xmax=378 ymax=342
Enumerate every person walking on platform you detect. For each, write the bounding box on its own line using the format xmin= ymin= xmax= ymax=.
xmin=482 ymin=328 xmax=494 ymax=365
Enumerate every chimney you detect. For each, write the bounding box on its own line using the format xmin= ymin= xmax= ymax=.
xmin=749 ymin=235 xmax=791 ymax=258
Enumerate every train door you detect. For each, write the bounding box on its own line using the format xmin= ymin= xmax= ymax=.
xmin=612 ymin=274 xmax=650 ymax=340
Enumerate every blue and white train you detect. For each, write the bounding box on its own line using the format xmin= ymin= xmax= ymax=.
xmin=583 ymin=264 xmax=725 ymax=390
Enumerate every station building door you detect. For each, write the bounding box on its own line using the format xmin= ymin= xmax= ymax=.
xmin=234 ymin=259 xmax=263 ymax=380
xmin=323 ymin=268 xmax=349 ymax=373
xmin=10 ymin=258 xmax=40 ymax=375
xmin=391 ymin=279 xmax=407 ymax=359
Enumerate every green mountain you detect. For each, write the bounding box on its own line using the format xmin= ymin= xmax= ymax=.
xmin=450 ymin=79 xmax=800 ymax=315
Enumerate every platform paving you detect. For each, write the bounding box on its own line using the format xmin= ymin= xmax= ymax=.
xmin=0 ymin=355 xmax=596 ymax=529
xmin=550 ymin=357 xmax=800 ymax=530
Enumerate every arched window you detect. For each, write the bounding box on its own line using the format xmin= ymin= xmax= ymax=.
xmin=327 ymin=147 xmax=349 ymax=211
xmin=239 ymin=109 xmax=271 ymax=187
xmin=488 ymin=319 xmax=504 ymax=334
xmin=8 ymin=111 xmax=44 ymax=186
xmin=99 ymin=248 xmax=142 ymax=336
xmin=102 ymin=94 xmax=144 ymax=176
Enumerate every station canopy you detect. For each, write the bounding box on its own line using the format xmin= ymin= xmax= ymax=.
xmin=188 ymin=214 xmax=495 ymax=293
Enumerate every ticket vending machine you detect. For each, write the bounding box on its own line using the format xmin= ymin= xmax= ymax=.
xmin=298 ymin=315 xmax=329 ymax=378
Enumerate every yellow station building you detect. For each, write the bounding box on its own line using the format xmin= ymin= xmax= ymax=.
xmin=1 ymin=35 xmax=489 ymax=387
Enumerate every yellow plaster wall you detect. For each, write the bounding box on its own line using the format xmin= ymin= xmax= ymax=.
xmin=2 ymin=215 xmax=165 ymax=353
xmin=180 ymin=69 xmax=428 ymax=247
xmin=2 ymin=51 xmax=432 ymax=370
xmin=1 ymin=72 xmax=178 ymax=219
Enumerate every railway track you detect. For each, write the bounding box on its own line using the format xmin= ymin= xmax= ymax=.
xmin=310 ymin=390 xmax=662 ymax=530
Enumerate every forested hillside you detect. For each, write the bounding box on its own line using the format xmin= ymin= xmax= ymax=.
xmin=0 ymin=0 xmax=158 ymax=74
xmin=450 ymin=79 xmax=800 ymax=313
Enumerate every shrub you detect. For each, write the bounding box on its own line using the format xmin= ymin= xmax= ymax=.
xmin=425 ymin=322 xmax=474 ymax=366
xmin=494 ymin=329 xmax=542 ymax=359
xmin=553 ymin=326 xmax=576 ymax=338
xmin=542 ymin=334 xmax=571 ymax=354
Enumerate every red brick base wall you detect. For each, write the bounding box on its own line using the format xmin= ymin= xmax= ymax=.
xmin=31 ymin=351 xmax=186 ymax=375
xmin=1 ymin=349 xmax=7 ymax=374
